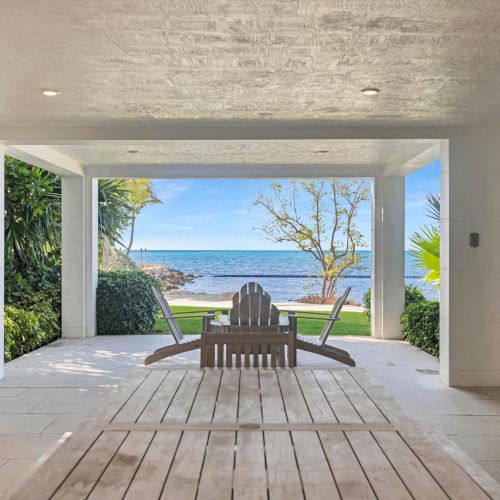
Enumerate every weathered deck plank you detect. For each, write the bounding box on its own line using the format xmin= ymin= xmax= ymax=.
xmin=9 ymin=368 xmax=495 ymax=500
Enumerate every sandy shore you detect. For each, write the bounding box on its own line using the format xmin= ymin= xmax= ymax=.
xmin=165 ymin=289 xmax=364 ymax=312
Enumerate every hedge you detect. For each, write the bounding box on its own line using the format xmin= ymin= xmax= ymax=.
xmin=97 ymin=270 xmax=161 ymax=335
xmin=401 ymin=300 xmax=440 ymax=357
xmin=363 ymin=284 xmax=425 ymax=320
xmin=4 ymin=300 xmax=61 ymax=362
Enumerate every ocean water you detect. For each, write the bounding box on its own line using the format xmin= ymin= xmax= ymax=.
xmin=129 ymin=250 xmax=438 ymax=303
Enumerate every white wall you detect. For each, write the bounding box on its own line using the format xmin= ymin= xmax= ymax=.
xmin=441 ymin=128 xmax=500 ymax=386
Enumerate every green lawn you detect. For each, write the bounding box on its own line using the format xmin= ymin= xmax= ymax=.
xmin=152 ymin=305 xmax=370 ymax=336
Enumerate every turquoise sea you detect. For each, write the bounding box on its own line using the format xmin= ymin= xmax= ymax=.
xmin=129 ymin=250 xmax=438 ymax=303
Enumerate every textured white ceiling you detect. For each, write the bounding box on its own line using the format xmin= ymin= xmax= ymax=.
xmin=1 ymin=0 xmax=500 ymax=127
xmin=50 ymin=139 xmax=438 ymax=168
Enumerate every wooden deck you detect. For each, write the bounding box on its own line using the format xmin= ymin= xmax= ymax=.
xmin=10 ymin=368 xmax=495 ymax=500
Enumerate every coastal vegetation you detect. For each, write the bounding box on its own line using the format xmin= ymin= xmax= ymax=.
xmin=3 ymin=156 xmax=160 ymax=359
xmin=409 ymin=193 xmax=440 ymax=288
xmin=255 ymin=179 xmax=370 ymax=303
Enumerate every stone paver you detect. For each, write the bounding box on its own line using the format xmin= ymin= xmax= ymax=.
xmin=0 ymin=334 xmax=499 ymax=497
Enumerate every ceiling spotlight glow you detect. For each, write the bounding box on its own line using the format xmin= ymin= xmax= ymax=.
xmin=41 ymin=89 xmax=61 ymax=96
xmin=361 ymin=87 xmax=380 ymax=95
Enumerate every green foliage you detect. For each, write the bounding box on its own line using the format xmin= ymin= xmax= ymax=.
xmin=255 ymin=179 xmax=370 ymax=300
xmin=4 ymin=305 xmax=46 ymax=362
xmin=409 ymin=193 xmax=440 ymax=288
xmin=98 ymin=179 xmax=131 ymax=248
xmin=96 ymin=271 xmax=161 ymax=335
xmin=363 ymin=284 xmax=425 ymax=320
xmin=409 ymin=225 xmax=440 ymax=287
xmin=4 ymin=157 xmax=61 ymax=302
xmin=401 ymin=300 xmax=440 ymax=357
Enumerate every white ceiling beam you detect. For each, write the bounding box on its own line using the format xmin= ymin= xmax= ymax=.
xmin=85 ymin=164 xmax=384 ymax=179
xmin=0 ymin=122 xmax=459 ymax=143
xmin=383 ymin=143 xmax=441 ymax=176
xmin=5 ymin=145 xmax=83 ymax=176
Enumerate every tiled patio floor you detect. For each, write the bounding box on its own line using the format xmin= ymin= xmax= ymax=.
xmin=1 ymin=334 xmax=499 ymax=497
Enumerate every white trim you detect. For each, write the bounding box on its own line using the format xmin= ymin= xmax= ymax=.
xmin=6 ymin=145 xmax=83 ymax=176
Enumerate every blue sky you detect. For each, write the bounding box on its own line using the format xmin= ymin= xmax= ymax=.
xmin=127 ymin=160 xmax=440 ymax=251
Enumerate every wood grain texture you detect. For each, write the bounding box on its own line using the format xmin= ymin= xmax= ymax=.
xmin=11 ymin=368 xmax=494 ymax=500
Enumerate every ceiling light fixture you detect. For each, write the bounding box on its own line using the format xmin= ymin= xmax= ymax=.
xmin=128 ymin=150 xmax=139 ymax=154
xmin=41 ymin=89 xmax=61 ymax=96
xmin=361 ymin=87 xmax=380 ymax=95
xmin=316 ymin=150 xmax=330 ymax=154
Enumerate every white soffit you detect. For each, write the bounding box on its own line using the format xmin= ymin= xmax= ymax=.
xmin=47 ymin=139 xmax=440 ymax=170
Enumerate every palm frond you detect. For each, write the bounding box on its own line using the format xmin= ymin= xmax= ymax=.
xmin=425 ymin=193 xmax=440 ymax=222
xmin=409 ymin=225 xmax=440 ymax=288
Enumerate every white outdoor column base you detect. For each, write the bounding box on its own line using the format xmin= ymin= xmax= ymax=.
xmin=371 ymin=176 xmax=405 ymax=340
xmin=61 ymin=175 xmax=98 ymax=338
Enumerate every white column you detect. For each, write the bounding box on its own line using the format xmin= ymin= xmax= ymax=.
xmin=441 ymin=127 xmax=500 ymax=386
xmin=61 ymin=175 xmax=98 ymax=338
xmin=0 ymin=147 xmax=4 ymax=379
xmin=371 ymin=175 xmax=405 ymax=340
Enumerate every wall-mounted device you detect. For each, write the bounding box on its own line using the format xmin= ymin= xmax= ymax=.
xmin=470 ymin=233 xmax=479 ymax=248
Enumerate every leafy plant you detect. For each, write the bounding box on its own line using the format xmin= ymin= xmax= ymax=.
xmin=96 ymin=270 xmax=161 ymax=334
xmin=123 ymin=179 xmax=162 ymax=254
xmin=255 ymin=179 xmax=370 ymax=301
xmin=4 ymin=305 xmax=45 ymax=361
xmin=409 ymin=193 xmax=440 ymax=288
xmin=363 ymin=284 xmax=425 ymax=320
xmin=401 ymin=300 xmax=440 ymax=357
xmin=4 ymin=157 xmax=62 ymax=301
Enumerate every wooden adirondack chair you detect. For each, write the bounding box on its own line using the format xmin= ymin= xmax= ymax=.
xmin=145 ymin=286 xmax=221 ymax=366
xmin=286 ymin=287 xmax=356 ymax=366
xmin=215 ymin=282 xmax=281 ymax=330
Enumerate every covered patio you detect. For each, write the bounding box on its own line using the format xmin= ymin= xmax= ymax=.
xmin=1 ymin=0 xmax=500 ymax=498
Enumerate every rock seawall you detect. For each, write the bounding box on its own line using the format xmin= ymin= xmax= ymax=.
xmin=139 ymin=263 xmax=195 ymax=291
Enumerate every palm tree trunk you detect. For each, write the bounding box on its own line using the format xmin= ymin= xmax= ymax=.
xmin=126 ymin=215 xmax=136 ymax=255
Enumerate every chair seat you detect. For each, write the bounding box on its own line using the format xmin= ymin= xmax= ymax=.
xmin=297 ymin=334 xmax=321 ymax=346
xmin=179 ymin=335 xmax=200 ymax=345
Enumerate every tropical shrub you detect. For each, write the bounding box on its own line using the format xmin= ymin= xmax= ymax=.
xmin=409 ymin=193 xmax=440 ymax=288
xmin=363 ymin=284 xmax=425 ymax=320
xmin=401 ymin=300 xmax=440 ymax=357
xmin=4 ymin=306 xmax=45 ymax=362
xmin=4 ymin=157 xmax=62 ymax=302
xmin=96 ymin=270 xmax=161 ymax=334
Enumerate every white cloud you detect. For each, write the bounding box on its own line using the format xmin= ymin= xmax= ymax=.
xmin=152 ymin=180 xmax=192 ymax=202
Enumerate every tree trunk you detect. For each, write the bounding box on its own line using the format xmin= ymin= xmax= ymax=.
xmin=321 ymin=275 xmax=328 ymax=299
xmin=126 ymin=215 xmax=136 ymax=255
xmin=101 ymin=235 xmax=111 ymax=271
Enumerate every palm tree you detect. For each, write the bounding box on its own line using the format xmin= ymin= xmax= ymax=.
xmin=409 ymin=193 xmax=440 ymax=288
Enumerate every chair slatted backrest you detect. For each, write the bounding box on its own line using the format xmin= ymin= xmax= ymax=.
xmin=319 ymin=287 xmax=351 ymax=345
xmin=151 ymin=286 xmax=184 ymax=343
xmin=230 ymin=282 xmax=279 ymax=326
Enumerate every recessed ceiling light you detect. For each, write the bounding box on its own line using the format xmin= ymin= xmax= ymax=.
xmin=361 ymin=87 xmax=380 ymax=96
xmin=41 ymin=89 xmax=61 ymax=96
xmin=128 ymin=150 xmax=139 ymax=154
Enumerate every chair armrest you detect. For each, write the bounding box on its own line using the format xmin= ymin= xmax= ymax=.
xmin=291 ymin=315 xmax=340 ymax=321
xmin=282 ymin=310 xmax=331 ymax=316
xmin=164 ymin=313 xmax=216 ymax=320
xmin=171 ymin=309 xmax=227 ymax=315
